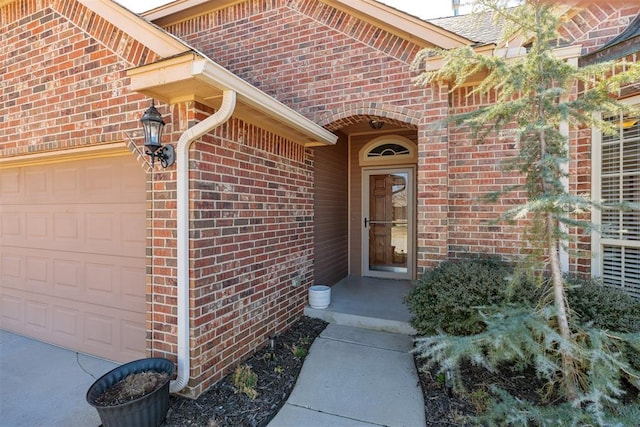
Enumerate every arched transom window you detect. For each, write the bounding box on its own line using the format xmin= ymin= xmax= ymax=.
xmin=359 ymin=136 xmax=417 ymax=166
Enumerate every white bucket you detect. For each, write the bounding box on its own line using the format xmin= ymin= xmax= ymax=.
xmin=308 ymin=285 xmax=331 ymax=309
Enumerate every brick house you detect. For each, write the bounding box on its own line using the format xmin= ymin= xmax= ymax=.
xmin=1 ymin=0 xmax=638 ymax=397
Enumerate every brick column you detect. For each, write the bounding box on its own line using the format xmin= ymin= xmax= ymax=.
xmin=416 ymin=83 xmax=449 ymax=274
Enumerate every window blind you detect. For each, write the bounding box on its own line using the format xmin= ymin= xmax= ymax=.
xmin=600 ymin=113 xmax=640 ymax=297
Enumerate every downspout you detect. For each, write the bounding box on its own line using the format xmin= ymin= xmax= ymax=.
xmin=170 ymin=90 xmax=237 ymax=393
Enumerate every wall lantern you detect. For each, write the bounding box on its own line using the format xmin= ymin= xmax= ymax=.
xmin=141 ymin=101 xmax=175 ymax=168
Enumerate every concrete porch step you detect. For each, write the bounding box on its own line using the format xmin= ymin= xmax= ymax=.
xmin=304 ymin=305 xmax=416 ymax=335
xmin=303 ymin=276 xmax=417 ymax=336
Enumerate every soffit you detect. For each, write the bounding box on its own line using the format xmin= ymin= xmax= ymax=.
xmin=81 ymin=0 xmax=335 ymax=147
xmin=128 ymin=53 xmax=337 ymax=147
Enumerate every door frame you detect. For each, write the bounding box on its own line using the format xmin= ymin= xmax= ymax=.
xmin=361 ymin=166 xmax=415 ymax=280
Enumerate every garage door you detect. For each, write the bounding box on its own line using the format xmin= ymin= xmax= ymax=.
xmin=0 ymin=154 xmax=147 ymax=363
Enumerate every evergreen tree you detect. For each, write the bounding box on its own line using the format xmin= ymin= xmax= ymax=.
xmin=412 ymin=0 xmax=640 ymax=423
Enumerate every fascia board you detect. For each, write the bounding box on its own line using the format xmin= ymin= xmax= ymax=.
xmin=326 ymin=0 xmax=471 ymax=49
xmin=78 ymin=0 xmax=188 ymax=58
xmin=198 ymin=60 xmax=337 ymax=146
xmin=128 ymin=53 xmax=337 ymax=146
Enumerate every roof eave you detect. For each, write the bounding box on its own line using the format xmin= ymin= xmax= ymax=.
xmin=127 ymin=53 xmax=337 ymax=147
xmin=78 ymin=0 xmax=187 ymax=58
xmin=143 ymin=0 xmax=472 ymax=49
xmin=580 ymin=32 xmax=640 ymax=66
xmin=325 ymin=0 xmax=471 ymax=48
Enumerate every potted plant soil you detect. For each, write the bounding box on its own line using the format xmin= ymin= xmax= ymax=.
xmin=86 ymin=358 xmax=174 ymax=427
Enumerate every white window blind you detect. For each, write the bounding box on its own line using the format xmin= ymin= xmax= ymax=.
xmin=600 ymin=113 xmax=640 ymax=298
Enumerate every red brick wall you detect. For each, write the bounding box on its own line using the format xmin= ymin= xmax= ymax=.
xmin=443 ymin=2 xmax=640 ymax=273
xmin=417 ymin=83 xmax=450 ymax=268
xmin=193 ymin=109 xmax=314 ymax=395
xmin=447 ymin=87 xmax=528 ymax=260
xmin=0 ymin=0 xmax=158 ymax=157
xmin=155 ymin=0 xmax=640 ymax=276
xmin=162 ymin=0 xmax=428 ymax=126
xmin=1 ymin=0 xmax=316 ymax=398
xmin=160 ymin=0 xmax=446 ymax=273
xmin=559 ymin=2 xmax=640 ymax=56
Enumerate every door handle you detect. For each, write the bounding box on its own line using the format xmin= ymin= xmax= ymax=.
xmin=364 ymin=217 xmax=368 ymax=228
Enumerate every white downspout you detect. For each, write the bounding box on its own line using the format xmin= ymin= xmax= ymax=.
xmin=170 ymin=90 xmax=237 ymax=393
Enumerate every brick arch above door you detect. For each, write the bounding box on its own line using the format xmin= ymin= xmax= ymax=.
xmin=318 ymin=103 xmax=421 ymax=131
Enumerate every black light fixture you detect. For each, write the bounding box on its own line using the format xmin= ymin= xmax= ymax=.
xmin=141 ymin=100 xmax=175 ymax=168
xmin=369 ymin=119 xmax=384 ymax=129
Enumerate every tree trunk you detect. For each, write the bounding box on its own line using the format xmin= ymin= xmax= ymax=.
xmin=546 ymin=213 xmax=577 ymax=401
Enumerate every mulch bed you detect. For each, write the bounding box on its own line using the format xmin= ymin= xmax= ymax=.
xmin=418 ymin=361 xmax=550 ymax=426
xmin=162 ymin=317 xmax=638 ymax=426
xmin=418 ymin=359 xmax=639 ymax=426
xmin=163 ymin=316 xmax=328 ymax=427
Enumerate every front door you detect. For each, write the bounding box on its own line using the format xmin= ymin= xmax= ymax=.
xmin=363 ymin=168 xmax=414 ymax=279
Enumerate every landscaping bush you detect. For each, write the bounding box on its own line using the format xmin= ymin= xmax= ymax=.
xmin=566 ymin=275 xmax=640 ymax=333
xmin=405 ymin=257 xmax=539 ymax=336
xmin=566 ymin=276 xmax=640 ymax=372
xmin=406 ymin=258 xmax=640 ymax=339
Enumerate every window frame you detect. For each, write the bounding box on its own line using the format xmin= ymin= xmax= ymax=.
xmin=591 ymin=94 xmax=640 ymax=297
xmin=358 ymin=136 xmax=417 ymax=166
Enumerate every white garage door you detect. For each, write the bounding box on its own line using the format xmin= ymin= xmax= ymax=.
xmin=0 ymin=153 xmax=147 ymax=363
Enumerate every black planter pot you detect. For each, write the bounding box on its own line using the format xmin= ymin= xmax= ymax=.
xmin=86 ymin=358 xmax=174 ymax=427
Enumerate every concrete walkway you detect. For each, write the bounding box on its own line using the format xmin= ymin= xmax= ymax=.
xmin=268 ymin=323 xmax=425 ymax=427
xmin=0 ymin=329 xmax=118 ymax=427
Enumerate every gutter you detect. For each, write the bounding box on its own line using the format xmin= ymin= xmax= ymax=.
xmin=170 ymin=90 xmax=237 ymax=393
xmin=128 ymin=53 xmax=334 ymax=393
xmin=128 ymin=52 xmax=337 ymax=147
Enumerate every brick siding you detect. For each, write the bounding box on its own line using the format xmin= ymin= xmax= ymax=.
xmin=156 ymin=0 xmax=640 ymax=276
xmin=447 ymin=87 xmax=529 ymax=260
xmin=1 ymin=0 xmax=315 ymax=397
xmin=161 ymin=0 xmax=444 ymax=273
xmin=191 ymin=110 xmax=314 ymax=395
xmin=0 ymin=1 xmax=157 ymax=158
xmin=4 ymin=0 xmax=640 ymax=399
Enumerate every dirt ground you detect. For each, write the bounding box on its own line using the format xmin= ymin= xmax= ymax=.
xmin=95 ymin=371 xmax=170 ymax=406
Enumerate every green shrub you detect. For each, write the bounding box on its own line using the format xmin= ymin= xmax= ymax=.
xmin=566 ymin=275 xmax=640 ymax=333
xmin=566 ymin=276 xmax=640 ymax=372
xmin=405 ymin=257 xmax=539 ymax=336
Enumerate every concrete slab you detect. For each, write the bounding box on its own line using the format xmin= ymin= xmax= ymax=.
xmin=269 ymin=404 xmax=377 ymax=426
xmin=277 ymin=326 xmax=425 ymax=427
xmin=304 ymin=277 xmax=417 ymax=335
xmin=305 ymin=308 xmax=417 ymax=335
xmin=326 ymin=277 xmax=414 ymax=322
xmin=0 ymin=331 xmax=119 ymax=427
xmin=320 ymin=323 xmax=414 ymax=353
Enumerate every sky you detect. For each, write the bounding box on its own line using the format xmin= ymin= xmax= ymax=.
xmin=115 ymin=0 xmax=468 ymax=19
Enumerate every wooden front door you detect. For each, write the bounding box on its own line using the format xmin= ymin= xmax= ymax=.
xmin=363 ymin=168 xmax=414 ymax=279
